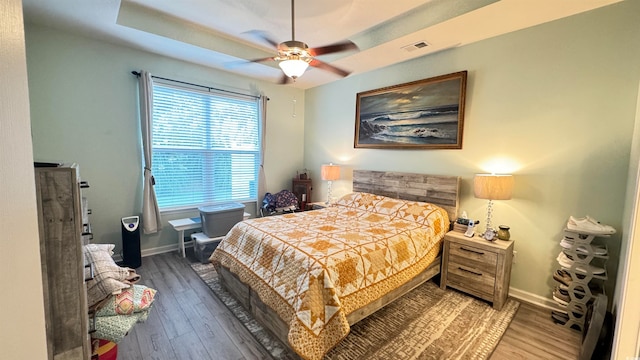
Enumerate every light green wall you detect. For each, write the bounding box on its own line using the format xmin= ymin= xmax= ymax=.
xmin=24 ymin=2 xmax=640 ymax=304
xmin=304 ymin=1 xmax=640 ymax=300
xmin=25 ymin=24 xmax=305 ymax=254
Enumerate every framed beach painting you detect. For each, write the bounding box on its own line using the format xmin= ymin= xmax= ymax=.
xmin=354 ymin=71 xmax=467 ymax=149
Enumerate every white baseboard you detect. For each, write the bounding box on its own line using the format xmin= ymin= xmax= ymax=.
xmin=142 ymin=240 xmax=194 ymax=257
xmin=509 ymin=286 xmax=562 ymax=311
xmin=112 ymin=240 xmax=194 ymax=263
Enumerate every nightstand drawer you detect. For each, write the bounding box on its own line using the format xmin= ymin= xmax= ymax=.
xmin=447 ymin=260 xmax=496 ymax=299
xmin=448 ymin=243 xmax=498 ymax=276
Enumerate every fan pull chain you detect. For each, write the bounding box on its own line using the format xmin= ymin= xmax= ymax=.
xmin=292 ymin=97 xmax=297 ymax=117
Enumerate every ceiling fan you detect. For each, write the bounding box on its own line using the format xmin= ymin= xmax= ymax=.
xmin=246 ymin=0 xmax=359 ymax=83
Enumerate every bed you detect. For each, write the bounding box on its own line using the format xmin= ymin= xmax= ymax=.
xmin=210 ymin=170 xmax=459 ymax=360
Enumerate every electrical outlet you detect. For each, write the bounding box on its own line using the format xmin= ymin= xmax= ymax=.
xmin=512 ymin=250 xmax=517 ymax=264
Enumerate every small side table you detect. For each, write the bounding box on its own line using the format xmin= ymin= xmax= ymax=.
xmin=169 ymin=212 xmax=250 ymax=258
xmin=168 ymin=217 xmax=202 ymax=258
xmin=440 ymin=230 xmax=514 ymax=310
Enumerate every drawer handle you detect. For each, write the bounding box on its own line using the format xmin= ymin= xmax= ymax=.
xmin=84 ymin=263 xmax=94 ymax=282
xmin=458 ymin=267 xmax=483 ymax=276
xmin=460 ymin=246 xmax=484 ymax=255
xmin=88 ymin=309 xmax=97 ymax=334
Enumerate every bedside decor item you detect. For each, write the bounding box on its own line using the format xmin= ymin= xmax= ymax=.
xmin=497 ymin=225 xmax=511 ymax=240
xmin=463 ymin=221 xmax=476 ymax=238
xmin=295 ymin=168 xmax=310 ymax=180
xmin=321 ymin=163 xmax=340 ymax=204
xmin=354 ymin=71 xmax=467 ymax=149
xmin=482 ymin=228 xmax=497 ymax=241
xmin=474 ymin=174 xmax=514 ymax=241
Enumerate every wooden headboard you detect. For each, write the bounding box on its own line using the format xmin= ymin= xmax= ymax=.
xmin=353 ymin=170 xmax=460 ymax=221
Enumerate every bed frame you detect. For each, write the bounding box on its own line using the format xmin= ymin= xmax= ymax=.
xmin=217 ymin=170 xmax=460 ymax=354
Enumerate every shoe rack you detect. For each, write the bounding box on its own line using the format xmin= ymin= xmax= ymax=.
xmin=552 ymin=229 xmax=609 ymax=332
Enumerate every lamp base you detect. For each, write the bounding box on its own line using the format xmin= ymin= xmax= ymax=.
xmin=326 ymin=180 xmax=333 ymax=205
xmin=484 ymin=199 xmax=495 ymax=237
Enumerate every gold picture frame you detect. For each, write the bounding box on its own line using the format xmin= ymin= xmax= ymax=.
xmin=354 ymin=71 xmax=467 ymax=149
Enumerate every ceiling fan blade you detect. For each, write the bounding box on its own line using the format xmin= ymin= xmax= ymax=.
xmin=309 ymin=41 xmax=358 ymax=57
xmin=278 ymin=74 xmax=291 ymax=85
xmin=224 ymin=57 xmax=276 ymax=70
xmin=249 ymin=56 xmax=277 ymax=63
xmin=244 ymin=30 xmax=280 ymax=49
xmin=308 ymin=59 xmax=351 ymax=77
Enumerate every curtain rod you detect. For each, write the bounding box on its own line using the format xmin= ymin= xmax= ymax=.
xmin=131 ymin=71 xmax=266 ymax=100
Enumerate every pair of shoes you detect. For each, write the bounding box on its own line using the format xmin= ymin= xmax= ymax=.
xmin=562 ymin=282 xmax=600 ymax=297
xmin=552 ymin=310 xmax=569 ymax=325
xmin=553 ymin=286 xmax=587 ymax=304
xmin=560 ymin=238 xmax=607 ymax=256
xmin=567 ymin=216 xmax=616 ymax=235
xmin=553 ymin=286 xmax=571 ymax=306
xmin=557 ymin=252 xmax=606 ymax=274
xmin=553 ymin=269 xmax=573 ymax=287
xmin=551 ymin=310 xmax=584 ymax=329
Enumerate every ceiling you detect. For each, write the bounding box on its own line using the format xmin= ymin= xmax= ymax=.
xmin=22 ymin=0 xmax=621 ymax=89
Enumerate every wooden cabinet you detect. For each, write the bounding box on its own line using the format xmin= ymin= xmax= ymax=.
xmin=440 ymin=231 xmax=514 ymax=310
xmin=35 ymin=164 xmax=91 ymax=360
xmin=292 ymin=178 xmax=312 ymax=210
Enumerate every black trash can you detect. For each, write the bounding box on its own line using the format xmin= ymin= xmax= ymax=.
xmin=121 ymin=216 xmax=141 ymax=268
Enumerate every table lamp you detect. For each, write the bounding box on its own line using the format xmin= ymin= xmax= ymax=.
xmin=321 ymin=163 xmax=340 ymax=205
xmin=474 ymin=174 xmax=514 ymax=240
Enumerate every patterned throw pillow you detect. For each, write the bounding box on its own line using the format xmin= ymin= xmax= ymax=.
xmin=96 ymin=284 xmax=157 ymax=317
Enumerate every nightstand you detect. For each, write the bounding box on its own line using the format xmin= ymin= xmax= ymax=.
xmin=440 ymin=231 xmax=514 ymax=310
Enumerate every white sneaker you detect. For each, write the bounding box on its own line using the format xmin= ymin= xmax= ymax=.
xmin=567 ymin=216 xmax=616 ymax=235
xmin=560 ymin=238 xmax=607 ymax=255
xmin=556 ymin=252 xmax=605 ymax=274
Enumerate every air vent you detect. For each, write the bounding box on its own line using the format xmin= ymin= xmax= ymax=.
xmin=401 ymin=41 xmax=430 ymax=52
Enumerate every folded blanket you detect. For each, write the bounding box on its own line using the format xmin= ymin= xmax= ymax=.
xmin=96 ymin=284 xmax=157 ymax=317
xmin=93 ymin=309 xmax=151 ymax=343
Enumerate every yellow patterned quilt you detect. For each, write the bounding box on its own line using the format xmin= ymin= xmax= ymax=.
xmin=210 ymin=192 xmax=449 ymax=360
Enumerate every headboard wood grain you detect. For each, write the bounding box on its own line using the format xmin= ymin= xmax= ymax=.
xmin=353 ymin=170 xmax=460 ymax=221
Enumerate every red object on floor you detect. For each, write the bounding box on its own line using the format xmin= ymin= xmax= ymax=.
xmin=96 ymin=339 xmax=118 ymax=360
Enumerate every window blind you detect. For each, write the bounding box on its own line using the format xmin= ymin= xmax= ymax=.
xmin=151 ymin=82 xmax=260 ymax=211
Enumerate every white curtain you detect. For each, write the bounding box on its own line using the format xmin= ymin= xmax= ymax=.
xmin=257 ymin=95 xmax=268 ymax=213
xmin=138 ymin=70 xmax=162 ymax=234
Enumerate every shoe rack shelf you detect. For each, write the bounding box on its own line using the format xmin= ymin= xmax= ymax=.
xmin=553 ymin=229 xmax=609 ymax=332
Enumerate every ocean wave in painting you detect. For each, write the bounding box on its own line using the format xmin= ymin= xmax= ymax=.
xmin=358 ymin=105 xmax=459 ymax=145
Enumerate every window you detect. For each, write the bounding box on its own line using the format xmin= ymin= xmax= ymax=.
xmin=151 ymin=81 xmax=261 ymax=211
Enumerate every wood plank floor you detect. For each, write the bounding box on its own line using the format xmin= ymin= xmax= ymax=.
xmin=117 ymin=251 xmax=581 ymax=360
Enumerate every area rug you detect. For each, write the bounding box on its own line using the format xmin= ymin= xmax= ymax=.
xmin=191 ymin=262 xmax=519 ymax=360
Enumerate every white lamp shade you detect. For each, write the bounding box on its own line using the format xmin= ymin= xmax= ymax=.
xmin=473 ymin=174 xmax=514 ymax=200
xmin=279 ymin=59 xmax=309 ymax=78
xmin=321 ymin=164 xmax=340 ymax=181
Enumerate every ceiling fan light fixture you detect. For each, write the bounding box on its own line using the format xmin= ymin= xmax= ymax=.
xmin=279 ymin=58 xmax=309 ymax=79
